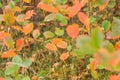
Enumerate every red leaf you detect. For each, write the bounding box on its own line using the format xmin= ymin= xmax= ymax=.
xmin=1 ymin=49 xmax=16 ymax=58
xmin=66 ymin=24 xmax=80 ymax=38
xmin=22 ymin=23 xmax=34 ymax=35
xmin=78 ymin=12 xmax=90 ymax=30
xmin=37 ymin=2 xmax=58 ymax=13
xmin=16 ymin=38 xmax=24 ymax=51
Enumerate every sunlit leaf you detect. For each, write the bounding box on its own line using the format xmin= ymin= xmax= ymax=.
xmin=16 ymin=14 xmax=25 ymax=22
xmin=4 ymin=13 xmax=15 ymax=25
xmin=66 ymin=24 xmax=79 ymax=38
xmin=60 ymin=52 xmax=69 ymax=61
xmin=78 ymin=12 xmax=90 ymax=30
xmin=4 ymin=36 xmax=14 ymax=48
xmin=1 ymin=49 xmax=16 ymax=58
xmin=11 ymin=25 xmax=23 ymax=31
xmin=37 ymin=2 xmax=58 ymax=13
xmin=102 ymin=20 xmax=111 ymax=31
xmin=22 ymin=23 xmax=34 ymax=35
xmin=52 ymin=38 xmax=63 ymax=44
xmin=22 ymin=59 xmax=32 ymax=67
xmin=16 ymin=38 xmax=24 ymax=51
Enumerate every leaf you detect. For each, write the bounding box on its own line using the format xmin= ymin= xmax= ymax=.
xmin=22 ymin=76 xmax=30 ymax=80
xmin=44 ymin=13 xmax=56 ymax=22
xmin=32 ymin=29 xmax=40 ymax=39
xmin=0 ymin=31 xmax=11 ymax=40
xmin=78 ymin=12 xmax=90 ymax=30
xmin=16 ymin=14 xmax=25 ymax=22
xmin=45 ymin=43 xmax=57 ymax=51
xmin=0 ymin=77 xmax=5 ymax=80
xmin=37 ymin=2 xmax=58 ymax=13
xmin=99 ymin=0 xmax=110 ymax=11
xmin=66 ymin=24 xmax=79 ymax=38
xmin=4 ymin=13 xmax=15 ymax=25
xmin=22 ymin=23 xmax=34 ymax=35
xmin=23 ymin=0 xmax=31 ymax=3
xmin=25 ymin=10 xmax=36 ymax=19
xmin=4 ymin=36 xmax=14 ymax=48
xmin=22 ymin=59 xmax=32 ymax=67
xmin=16 ymin=38 xmax=24 ymax=51
xmin=11 ymin=25 xmax=23 ymax=31
xmin=60 ymin=52 xmax=69 ymax=61
xmin=55 ymin=28 xmax=64 ymax=36
xmin=12 ymin=55 xmax=22 ymax=63
xmin=68 ymin=3 xmax=82 ymax=18
xmin=56 ymin=13 xmax=68 ymax=25
xmin=102 ymin=20 xmax=111 ymax=31
xmin=43 ymin=31 xmax=55 ymax=39
xmin=109 ymin=75 xmax=120 ymax=80
xmin=5 ymin=65 xmax=19 ymax=75
xmin=56 ymin=41 xmax=67 ymax=49
xmin=91 ymin=70 xmax=98 ymax=79
xmin=52 ymin=38 xmax=63 ymax=44
xmin=1 ymin=49 xmax=16 ymax=58
xmin=91 ymin=27 xmax=104 ymax=48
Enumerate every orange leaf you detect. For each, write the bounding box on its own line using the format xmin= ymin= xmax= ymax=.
xmin=99 ymin=0 xmax=110 ymax=11
xmin=60 ymin=52 xmax=69 ymax=61
xmin=78 ymin=12 xmax=90 ymax=30
xmin=37 ymin=2 xmax=58 ymax=13
xmin=25 ymin=10 xmax=36 ymax=19
xmin=52 ymin=38 xmax=63 ymax=44
xmin=11 ymin=25 xmax=23 ymax=31
xmin=56 ymin=41 xmax=67 ymax=49
xmin=0 ymin=31 xmax=11 ymax=40
xmin=32 ymin=29 xmax=40 ymax=39
xmin=14 ymin=6 xmax=22 ymax=12
xmin=16 ymin=38 xmax=24 ymax=51
xmin=23 ymin=0 xmax=31 ymax=3
xmin=22 ymin=23 xmax=34 ymax=35
xmin=109 ymin=75 xmax=120 ymax=80
xmin=45 ymin=43 xmax=57 ymax=51
xmin=68 ymin=3 xmax=82 ymax=18
xmin=66 ymin=24 xmax=80 ymax=38
xmin=1 ymin=49 xmax=16 ymax=58
xmin=0 ymin=77 xmax=5 ymax=80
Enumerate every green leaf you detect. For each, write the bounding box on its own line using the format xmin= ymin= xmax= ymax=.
xmin=22 ymin=76 xmax=30 ymax=80
xmin=55 ymin=0 xmax=67 ymax=4
xmin=91 ymin=70 xmax=98 ymax=79
xmin=12 ymin=55 xmax=22 ymax=63
xmin=76 ymin=35 xmax=96 ymax=55
xmin=90 ymin=16 xmax=96 ymax=23
xmin=4 ymin=37 xmax=14 ymax=48
xmin=91 ymin=27 xmax=104 ymax=48
xmin=55 ymin=28 xmax=64 ymax=36
xmin=6 ymin=77 xmax=13 ymax=80
xmin=5 ymin=65 xmax=19 ymax=75
xmin=102 ymin=40 xmax=114 ymax=53
xmin=73 ymin=49 xmax=85 ymax=58
xmin=22 ymin=59 xmax=32 ymax=67
xmin=44 ymin=13 xmax=56 ymax=22
xmin=56 ymin=13 xmax=68 ymax=25
xmin=43 ymin=31 xmax=55 ymax=39
xmin=102 ymin=20 xmax=110 ymax=31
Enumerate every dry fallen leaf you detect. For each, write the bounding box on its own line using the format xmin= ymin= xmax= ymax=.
xmin=16 ymin=38 xmax=24 ymax=51
xmin=25 ymin=10 xmax=36 ymax=19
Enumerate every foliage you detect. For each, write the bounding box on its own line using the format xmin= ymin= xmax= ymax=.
xmin=0 ymin=0 xmax=120 ymax=80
